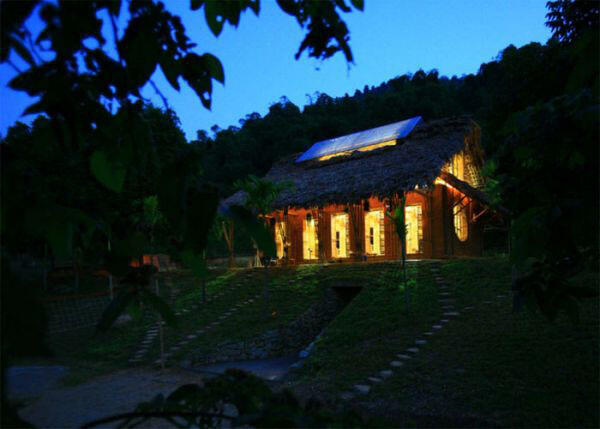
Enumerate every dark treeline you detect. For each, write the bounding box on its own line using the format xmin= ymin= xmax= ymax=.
xmin=2 ymin=0 xmax=597 ymax=268
xmin=195 ymin=38 xmax=581 ymax=196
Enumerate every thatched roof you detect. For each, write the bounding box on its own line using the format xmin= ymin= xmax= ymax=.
xmin=224 ymin=116 xmax=483 ymax=210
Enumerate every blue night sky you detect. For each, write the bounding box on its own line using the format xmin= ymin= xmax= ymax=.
xmin=0 ymin=0 xmax=552 ymax=141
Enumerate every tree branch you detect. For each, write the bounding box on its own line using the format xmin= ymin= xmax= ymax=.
xmin=149 ymin=79 xmax=170 ymax=110
xmin=7 ymin=59 xmax=22 ymax=74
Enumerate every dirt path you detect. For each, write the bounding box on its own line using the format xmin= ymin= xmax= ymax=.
xmin=17 ymin=367 xmax=206 ymax=428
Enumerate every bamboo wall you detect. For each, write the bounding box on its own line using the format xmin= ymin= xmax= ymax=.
xmin=270 ymin=186 xmax=484 ymax=265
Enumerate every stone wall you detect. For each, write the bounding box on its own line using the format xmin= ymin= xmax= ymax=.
xmin=190 ymin=288 xmax=346 ymax=365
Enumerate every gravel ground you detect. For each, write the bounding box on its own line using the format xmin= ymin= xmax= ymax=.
xmin=17 ymin=367 xmax=206 ymax=428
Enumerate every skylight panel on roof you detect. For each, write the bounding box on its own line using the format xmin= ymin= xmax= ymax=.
xmin=296 ymin=116 xmax=422 ymax=163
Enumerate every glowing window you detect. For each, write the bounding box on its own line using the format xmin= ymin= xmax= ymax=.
xmin=364 ymin=210 xmax=383 ymax=255
xmin=275 ymin=221 xmax=287 ymax=259
xmin=442 ymin=151 xmax=465 ymax=181
xmin=331 ymin=213 xmax=348 ymax=258
xmin=453 ymin=204 xmax=468 ymax=242
xmin=405 ymin=205 xmax=423 ymax=254
xmin=303 ymin=216 xmax=318 ymax=260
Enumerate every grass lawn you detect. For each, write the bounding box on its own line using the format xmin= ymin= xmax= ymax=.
xmin=290 ymin=257 xmax=599 ymax=428
xmin=146 ymin=264 xmax=325 ymax=363
xmin=292 ymin=261 xmax=442 ymax=394
xmin=35 ymin=257 xmax=598 ymax=429
xmin=47 ymin=265 xmax=325 ymax=385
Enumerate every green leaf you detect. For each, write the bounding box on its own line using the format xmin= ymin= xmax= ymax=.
xmin=140 ymin=289 xmax=177 ymax=327
xmin=90 ymin=150 xmax=126 ymax=192
xmin=120 ymin=18 xmax=160 ymax=89
xmin=350 ymin=0 xmax=364 ymax=11
xmin=204 ymin=0 xmax=224 ymax=36
xmin=166 ymin=383 xmax=203 ymax=404
xmin=183 ymin=186 xmax=219 ymax=253
xmin=181 ymin=250 xmax=208 ymax=278
xmin=9 ymin=35 xmax=35 ymax=66
xmin=96 ymin=288 xmax=136 ymax=332
xmin=159 ymin=56 xmax=181 ymax=91
xmin=190 ymin=0 xmax=204 ymax=11
xmin=228 ymin=205 xmax=276 ymax=258
xmin=104 ymin=251 xmax=130 ymax=277
xmin=46 ymin=221 xmax=73 ymax=260
xmin=127 ymin=302 xmax=143 ymax=321
xmin=106 ymin=0 xmax=121 ymax=16
xmin=203 ymin=53 xmax=224 ymax=84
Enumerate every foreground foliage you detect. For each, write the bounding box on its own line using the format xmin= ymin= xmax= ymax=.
xmin=83 ymin=369 xmax=366 ymax=428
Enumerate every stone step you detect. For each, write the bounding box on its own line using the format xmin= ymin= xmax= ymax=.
xmin=379 ymin=370 xmax=393 ymax=378
xmin=354 ymin=384 xmax=370 ymax=395
xmin=390 ymin=361 xmax=404 ymax=367
xmin=339 ymin=392 xmax=354 ymax=400
xmin=406 ymin=347 xmax=419 ymax=354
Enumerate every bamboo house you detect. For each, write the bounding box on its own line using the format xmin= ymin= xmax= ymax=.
xmin=224 ymin=116 xmax=497 ymax=264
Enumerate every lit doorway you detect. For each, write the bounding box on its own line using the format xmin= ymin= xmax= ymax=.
xmin=331 ymin=213 xmax=349 ymax=258
xmin=405 ymin=205 xmax=423 ymax=254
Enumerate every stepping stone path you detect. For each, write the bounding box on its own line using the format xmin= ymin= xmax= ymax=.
xmin=129 ymin=275 xmax=266 ymax=367
xmin=354 ymin=384 xmax=371 ymax=395
xmin=129 ymin=280 xmax=183 ymax=365
xmin=154 ymin=291 xmax=262 ymax=367
xmin=340 ymin=262 xmax=462 ymax=401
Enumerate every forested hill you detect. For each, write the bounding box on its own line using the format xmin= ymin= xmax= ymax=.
xmin=2 ymin=0 xmax=597 ymax=265
xmin=195 ymin=38 xmax=588 ymax=196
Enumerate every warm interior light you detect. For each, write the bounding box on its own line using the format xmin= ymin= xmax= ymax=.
xmin=364 ymin=210 xmax=383 ymax=255
xmin=331 ymin=213 xmax=349 ymax=258
xmin=318 ymin=140 xmax=396 ymax=161
xmin=302 ymin=217 xmax=318 ymax=260
xmin=434 ymin=177 xmax=452 ymax=188
xmin=357 ymin=140 xmax=396 ymax=152
xmin=275 ymin=221 xmax=287 ymax=259
xmin=453 ymin=204 xmax=468 ymax=241
xmin=405 ymin=205 xmax=423 ymax=254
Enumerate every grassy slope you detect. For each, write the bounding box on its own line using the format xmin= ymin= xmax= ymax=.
xmin=51 ymin=265 xmax=324 ymax=385
xmin=148 ymin=264 xmax=324 ymax=362
xmin=293 ymin=257 xmax=599 ymax=428
xmin=42 ymin=258 xmax=599 ymax=428
xmin=294 ymin=261 xmax=441 ymax=392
